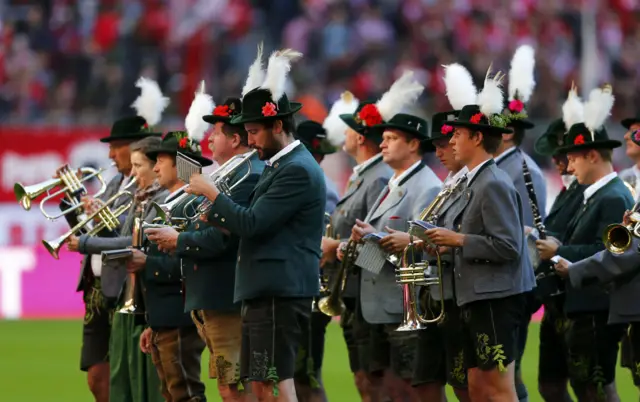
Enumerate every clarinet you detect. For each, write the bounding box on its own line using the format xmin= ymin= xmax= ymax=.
xmin=522 ymin=158 xmax=546 ymax=241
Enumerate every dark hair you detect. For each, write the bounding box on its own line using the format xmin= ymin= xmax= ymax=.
xmin=510 ymin=125 xmax=525 ymax=146
xmin=130 ymin=136 xmax=162 ymax=155
xmin=597 ymin=148 xmax=613 ymax=162
xmin=263 ymin=115 xmax=296 ymax=134
xmin=221 ymin=123 xmax=248 ymax=146
xmin=470 ymin=130 xmax=502 ymax=154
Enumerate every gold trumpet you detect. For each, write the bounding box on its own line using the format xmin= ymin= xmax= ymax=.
xmin=317 ymin=239 xmax=357 ymax=317
xmin=603 ymin=202 xmax=640 ymax=254
xmin=14 ymin=162 xmax=114 ymax=220
xmin=116 ymin=214 xmax=146 ymax=315
xmin=42 ymin=189 xmax=134 ymax=259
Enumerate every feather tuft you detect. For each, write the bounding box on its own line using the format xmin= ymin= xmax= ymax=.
xmin=242 ymin=42 xmax=266 ymax=97
xmin=583 ymin=84 xmax=614 ymax=139
xmin=376 ymin=70 xmax=424 ymax=121
xmin=561 ymin=83 xmax=584 ymax=130
xmin=477 ymin=65 xmax=505 ymax=117
xmin=185 ymin=80 xmax=215 ymax=142
xmin=442 ymin=63 xmax=477 ymax=110
xmin=260 ymin=49 xmax=303 ymax=102
xmin=323 ymin=91 xmax=360 ymax=147
xmin=508 ymin=45 xmax=536 ymax=102
xmin=131 ymin=77 xmax=170 ymax=126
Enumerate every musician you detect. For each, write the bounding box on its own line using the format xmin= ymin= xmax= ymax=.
xmin=344 ymin=76 xmax=442 ymax=400
xmin=62 ymin=116 xmax=162 ymax=402
xmin=292 ymin=119 xmax=340 ymax=402
xmin=128 ymin=132 xmax=211 ymax=402
xmin=618 ymin=115 xmax=640 ymax=198
xmin=532 ymin=118 xmax=586 ymax=402
xmin=186 ymin=50 xmax=327 ymax=402
xmin=145 ymin=98 xmax=264 ymax=402
xmin=426 ymin=101 xmax=536 ymax=401
xmin=535 ymin=87 xmax=632 ymax=401
xmin=412 ymin=110 xmax=470 ymax=402
xmin=321 ymin=93 xmax=392 ymax=401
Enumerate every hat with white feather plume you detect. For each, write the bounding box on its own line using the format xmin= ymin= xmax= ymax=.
xmin=502 ymin=45 xmax=536 ymax=130
xmin=231 ymin=48 xmax=303 ymax=125
xmin=323 ymin=91 xmax=359 ymax=147
xmin=429 ymin=63 xmax=477 ymax=141
xmin=449 ymin=65 xmax=511 ymax=135
xmin=100 ymin=77 xmax=169 ymax=143
xmin=146 ymin=81 xmax=214 ymax=166
xmin=557 ymin=84 xmax=620 ymax=152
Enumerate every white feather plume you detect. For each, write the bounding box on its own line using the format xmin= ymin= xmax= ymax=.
xmin=442 ymin=63 xmax=477 ymax=110
xmin=185 ymin=80 xmax=215 ymax=142
xmin=508 ymin=45 xmax=536 ymax=102
xmin=242 ymin=42 xmax=266 ymax=97
xmin=583 ymin=85 xmax=614 ymax=135
xmin=131 ymin=77 xmax=170 ymax=126
xmin=561 ymin=84 xmax=584 ymax=131
xmin=323 ymin=91 xmax=360 ymax=147
xmin=376 ymin=70 xmax=425 ymax=121
xmin=476 ymin=65 xmax=505 ymax=117
xmin=260 ymin=49 xmax=303 ymax=102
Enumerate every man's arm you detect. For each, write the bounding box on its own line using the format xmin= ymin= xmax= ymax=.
xmin=79 ymin=235 xmax=133 ymax=254
xmin=462 ymin=180 xmax=521 ymax=262
xmin=568 ymin=237 xmax=640 ymax=288
xmin=207 ymin=164 xmax=315 ymax=238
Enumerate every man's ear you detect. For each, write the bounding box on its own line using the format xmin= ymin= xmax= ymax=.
xmin=357 ymin=133 xmax=366 ymax=145
xmin=472 ymin=130 xmax=484 ymax=146
xmin=272 ymin=119 xmax=284 ymax=134
xmin=231 ymin=133 xmax=241 ymax=149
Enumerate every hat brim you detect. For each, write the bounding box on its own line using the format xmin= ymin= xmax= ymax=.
xmin=533 ymin=135 xmax=559 ymax=156
xmin=621 ymin=118 xmax=640 ymax=130
xmin=145 ymin=146 xmax=214 ymax=167
xmin=100 ymin=132 xmax=163 ymax=143
xmin=375 ymin=122 xmax=434 ymax=153
xmin=230 ymin=102 xmax=303 ymax=125
xmin=556 ymin=140 xmax=623 ymax=153
xmin=448 ymin=121 xmax=512 ymax=135
xmin=339 ymin=114 xmax=384 ymax=145
xmin=508 ymin=119 xmax=535 ymax=130
xmin=202 ymin=115 xmax=246 ymax=126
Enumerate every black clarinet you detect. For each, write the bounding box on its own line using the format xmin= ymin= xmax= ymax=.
xmin=522 ymin=158 xmax=563 ymax=297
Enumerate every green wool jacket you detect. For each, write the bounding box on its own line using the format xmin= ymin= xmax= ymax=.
xmin=141 ymin=192 xmax=196 ymax=329
xmin=207 ymin=145 xmax=326 ymax=302
xmin=544 ymin=179 xmax=586 ymax=236
xmin=557 ymin=177 xmax=633 ymax=314
xmin=177 ymin=153 xmax=264 ymax=312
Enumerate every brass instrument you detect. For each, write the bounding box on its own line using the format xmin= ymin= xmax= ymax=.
xmin=150 ymin=185 xmax=190 ymax=223
xmin=312 ymin=213 xmax=333 ymax=313
xmin=142 ymin=218 xmax=189 ymax=233
xmin=42 ymin=189 xmax=135 ymax=259
xmin=116 ymin=212 xmax=146 ymax=315
xmin=604 ymin=201 xmax=640 ymax=254
xmin=317 ymin=239 xmax=357 ymax=317
xmin=14 ymin=162 xmax=114 ymax=220
xmin=183 ymin=150 xmax=257 ymax=220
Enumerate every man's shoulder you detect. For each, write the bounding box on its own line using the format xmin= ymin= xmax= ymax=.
xmin=478 ymin=164 xmax=517 ymax=193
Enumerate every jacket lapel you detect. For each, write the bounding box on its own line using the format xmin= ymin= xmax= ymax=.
xmin=337 ymin=177 xmax=364 ymax=207
xmin=369 ymin=186 xmax=406 ymax=224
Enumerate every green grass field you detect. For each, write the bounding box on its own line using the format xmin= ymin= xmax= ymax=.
xmin=0 ymin=320 xmax=636 ymax=401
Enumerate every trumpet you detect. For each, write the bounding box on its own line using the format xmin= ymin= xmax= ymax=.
xmin=312 ymin=213 xmax=335 ymax=313
xmin=150 ymin=185 xmax=190 ymax=223
xmin=42 ymin=189 xmax=134 ymax=259
xmin=14 ymin=162 xmax=114 ymax=220
xmin=116 ymin=214 xmax=146 ymax=315
xmin=142 ymin=218 xmax=189 ymax=233
xmin=603 ymin=202 xmax=640 ymax=254
xmin=317 ymin=239 xmax=357 ymax=317
xmin=183 ymin=150 xmax=257 ymax=220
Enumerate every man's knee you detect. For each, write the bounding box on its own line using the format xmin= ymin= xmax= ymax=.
xmin=87 ymin=362 xmax=110 ymax=397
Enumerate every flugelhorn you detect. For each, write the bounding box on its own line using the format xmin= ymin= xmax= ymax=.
xmin=14 ymin=162 xmax=114 ymax=220
xmin=604 ymin=202 xmax=640 ymax=254
xmin=42 ymin=189 xmax=134 ymax=259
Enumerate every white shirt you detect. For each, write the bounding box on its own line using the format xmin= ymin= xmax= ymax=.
xmin=444 ymin=166 xmax=469 ymax=188
xmin=493 ymin=146 xmax=517 ymax=164
xmin=165 ymin=187 xmax=185 ymax=203
xmin=561 ymin=174 xmax=576 ymax=189
xmin=266 ymin=140 xmax=301 ymax=166
xmin=632 ymin=165 xmax=640 ymax=197
xmin=465 ymin=159 xmax=493 ymax=184
xmin=389 ymin=160 xmax=422 ymax=191
xmin=583 ymin=172 xmax=618 ymax=204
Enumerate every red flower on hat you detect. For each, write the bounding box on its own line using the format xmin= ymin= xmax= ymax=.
xmin=179 ymin=137 xmax=188 ymax=148
xmin=142 ymin=122 xmax=149 ymax=130
xmin=441 ymin=124 xmax=453 ymax=135
xmin=213 ymin=105 xmax=230 ymax=117
xmin=508 ymin=99 xmax=524 ymax=113
xmin=574 ymin=134 xmax=585 ymax=145
xmin=634 ymin=130 xmax=640 ymax=143
xmin=470 ymin=113 xmax=483 ymax=124
xmin=358 ymin=104 xmax=383 ymax=127
xmin=262 ymin=102 xmax=277 ymax=117
xmin=312 ymin=138 xmax=321 ymax=149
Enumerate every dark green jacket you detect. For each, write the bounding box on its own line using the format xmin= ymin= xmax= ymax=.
xmin=177 ymin=154 xmax=264 ymax=312
xmin=544 ymin=179 xmax=586 ymax=236
xmin=557 ymin=177 xmax=633 ymax=314
xmin=207 ymin=144 xmax=326 ymax=302
xmin=142 ymin=192 xmax=195 ymax=329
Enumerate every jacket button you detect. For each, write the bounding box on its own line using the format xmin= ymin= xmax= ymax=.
xmin=214 ymin=213 xmax=219 ymax=218
xmin=154 ymin=272 xmax=159 ymax=276
xmin=221 ymin=218 xmax=226 ymax=222
xmin=186 ymin=246 xmax=190 ymax=251
xmin=195 ymin=223 xmax=200 ymax=230
xmin=237 ymin=256 xmax=241 ymax=262
xmin=194 ymin=264 xmax=198 ymax=271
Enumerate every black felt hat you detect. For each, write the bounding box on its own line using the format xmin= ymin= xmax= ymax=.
xmin=375 ymin=113 xmax=434 ymax=153
xmin=295 ymin=121 xmax=336 ymax=155
xmin=338 ymin=101 xmax=384 ymax=145
xmin=145 ymin=131 xmax=213 ymax=166
xmin=428 ymin=110 xmax=460 ymax=142
xmin=502 ymin=99 xmax=535 ymax=130
xmin=534 ymin=118 xmax=568 ymax=156
xmin=556 ymin=123 xmax=622 ymax=153
xmin=202 ymin=97 xmax=243 ymax=125
xmin=229 ymin=88 xmax=302 ymax=125
xmin=448 ymin=105 xmax=512 ymax=135
xmin=621 ymin=116 xmax=640 ymax=130
xmin=100 ymin=116 xmax=163 ymax=143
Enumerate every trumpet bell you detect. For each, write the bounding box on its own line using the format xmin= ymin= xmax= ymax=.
xmin=604 ymin=223 xmax=633 ymax=254
xmin=14 ymin=178 xmax=61 ymax=211
xmin=316 ymin=295 xmax=346 ymax=317
xmin=117 ymin=273 xmax=145 ymax=315
xmin=42 ymin=237 xmax=63 ymax=260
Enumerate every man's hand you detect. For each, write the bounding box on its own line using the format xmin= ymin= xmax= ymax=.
xmin=126 ymin=249 xmax=147 ymax=273
xmin=186 ymin=173 xmax=219 ymax=201
xmin=140 ymin=327 xmax=152 ymax=354
xmin=554 ymin=258 xmax=570 ymax=278
xmin=336 ymin=241 xmax=348 ymax=261
xmin=81 ymin=196 xmax=102 ymax=220
xmin=536 ymin=239 xmax=559 ymax=261
xmin=379 ymin=227 xmax=411 ymax=254
xmin=145 ymin=227 xmax=180 ymax=253
xmin=321 ymin=237 xmax=341 ymax=267
xmin=351 ymin=219 xmax=375 ymax=242
xmin=424 ymin=228 xmax=465 ymax=247
xmin=424 ymin=244 xmax=450 ymax=256
xmin=623 ymin=210 xmax=634 ymax=226
xmin=66 ymin=235 xmax=80 ymax=252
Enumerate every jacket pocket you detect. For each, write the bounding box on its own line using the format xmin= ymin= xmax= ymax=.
xmin=473 ymin=270 xmax=513 ymax=294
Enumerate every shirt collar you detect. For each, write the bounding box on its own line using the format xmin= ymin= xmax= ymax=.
xmin=165 ymin=187 xmax=184 ymax=203
xmin=561 ymin=174 xmax=576 ymax=189
xmin=494 ymin=146 xmax=517 ymax=164
xmin=583 ymin=172 xmax=617 ymax=204
xmin=389 ymin=160 xmax=422 ymax=191
xmin=353 ymin=153 xmax=383 ymax=176
xmin=266 ymin=140 xmax=301 ymax=166
xmin=444 ymin=166 xmax=469 ymax=188
xmin=465 ymin=159 xmax=492 ymax=184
